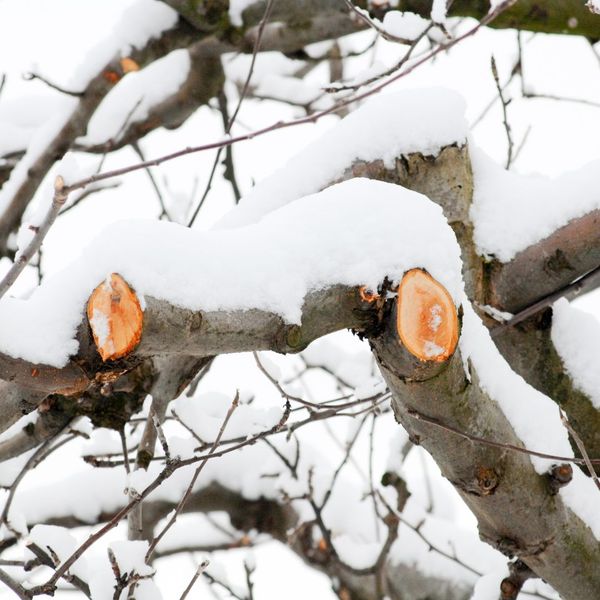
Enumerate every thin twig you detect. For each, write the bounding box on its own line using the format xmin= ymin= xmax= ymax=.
xmin=187 ymin=0 xmax=275 ymax=226
xmin=130 ymin=141 xmax=172 ymax=220
xmin=407 ymin=408 xmax=600 ymax=465
xmin=145 ymin=392 xmax=240 ymax=561
xmin=60 ymin=2 xmax=516 ymax=201
xmin=23 ymin=72 xmax=84 ymax=97
xmin=490 ymin=55 xmax=514 ymax=168
xmin=179 ymin=560 xmax=209 ymax=600
xmin=0 ymin=569 xmax=29 ymax=600
xmin=216 ymin=90 xmax=242 ymax=203
xmin=559 ymin=409 xmax=600 ymax=490
xmin=0 ymin=176 xmax=68 ymax=301
xmin=342 ymin=0 xmax=428 ymax=45
xmin=491 ymin=264 xmax=600 ymax=335
xmin=120 ymin=429 xmax=131 ymax=475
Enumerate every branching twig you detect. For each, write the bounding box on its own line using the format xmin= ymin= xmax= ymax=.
xmin=490 ymin=55 xmax=514 ymax=168
xmin=145 ymin=393 xmax=240 ymax=561
xmin=187 ymin=0 xmax=275 ymax=226
xmin=58 ymin=2 xmax=516 ymax=202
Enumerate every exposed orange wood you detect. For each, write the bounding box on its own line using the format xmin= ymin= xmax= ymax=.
xmin=396 ymin=269 xmax=458 ymax=362
xmin=87 ymin=273 xmax=143 ymax=362
xmin=359 ymin=285 xmax=380 ymax=303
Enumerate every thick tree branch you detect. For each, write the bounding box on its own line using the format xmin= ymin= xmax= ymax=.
xmin=75 ymin=37 xmax=227 ymax=155
xmin=390 ymin=0 xmax=600 ymax=38
xmin=484 ymin=210 xmax=600 ymax=313
xmin=370 ymin=290 xmax=600 ymax=600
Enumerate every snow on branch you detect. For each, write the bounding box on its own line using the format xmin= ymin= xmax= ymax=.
xmin=471 ymin=148 xmax=600 ymax=263
xmin=216 ymin=88 xmax=468 ymax=229
xmin=0 ymin=178 xmax=463 ymax=369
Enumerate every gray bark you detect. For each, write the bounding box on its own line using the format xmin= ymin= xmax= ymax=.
xmin=370 ymin=298 xmax=600 ymax=600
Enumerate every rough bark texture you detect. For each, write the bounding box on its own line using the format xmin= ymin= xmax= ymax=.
xmin=0 ymin=284 xmax=377 ymax=436
xmin=340 ymin=145 xmax=482 ymax=301
xmin=492 ymin=311 xmax=600 ymax=475
xmin=338 ymin=143 xmax=600 ymax=488
xmin=370 ymin=296 xmax=600 ymax=600
xmin=485 ymin=209 xmax=600 ymax=313
xmin=393 ymin=0 xmax=600 ymax=38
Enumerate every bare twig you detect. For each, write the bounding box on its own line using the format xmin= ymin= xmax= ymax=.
xmin=60 ymin=2 xmax=515 ymax=201
xmin=0 ymin=176 xmax=68 ymax=301
xmin=407 ymin=407 xmax=600 ymax=466
xmin=120 ymin=429 xmax=131 ymax=475
xmin=187 ymin=0 xmax=275 ymax=226
xmin=23 ymin=72 xmax=84 ymax=97
xmin=342 ymin=0 xmax=428 ymax=45
xmin=179 ymin=560 xmax=209 ymax=600
xmin=130 ymin=141 xmax=172 ymax=220
xmin=559 ymin=409 xmax=600 ymax=490
xmin=490 ymin=55 xmax=514 ymax=168
xmin=491 ymin=264 xmax=600 ymax=335
xmin=145 ymin=393 xmax=240 ymax=560
xmin=0 ymin=569 xmax=29 ymax=600
xmin=216 ymin=90 xmax=242 ymax=203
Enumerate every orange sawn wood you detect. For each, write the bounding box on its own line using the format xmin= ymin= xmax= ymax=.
xmin=396 ymin=269 xmax=458 ymax=362
xmin=87 ymin=273 xmax=143 ymax=361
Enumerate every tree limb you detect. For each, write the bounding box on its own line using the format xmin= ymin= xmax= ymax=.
xmin=370 ymin=290 xmax=600 ymax=600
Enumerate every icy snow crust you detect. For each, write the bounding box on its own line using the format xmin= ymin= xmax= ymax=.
xmin=471 ymin=147 xmax=600 ymax=262
xmin=216 ymin=88 xmax=468 ymax=229
xmin=0 ymin=178 xmax=464 ymax=366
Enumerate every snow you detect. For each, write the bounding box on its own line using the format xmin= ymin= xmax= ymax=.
xmin=172 ymin=391 xmax=282 ymax=443
xmin=587 ymin=0 xmax=600 ymax=14
xmin=69 ymin=0 xmax=178 ymax=90
xmin=89 ymin=309 xmax=111 ymax=351
xmin=0 ymin=0 xmax=179 ymax=226
xmin=469 ymin=570 xmax=507 ymax=600
xmin=154 ymin=513 xmax=236 ymax=555
xmin=255 ymin=353 xmax=282 ymax=384
xmin=552 ymin=299 xmax=600 ymax=409
xmin=382 ymin=11 xmax=430 ymax=41
xmin=254 ymin=74 xmax=323 ymax=106
xmin=459 ymin=301 xmax=600 ymax=538
xmin=79 ymin=49 xmax=191 ymax=147
xmin=27 ymin=524 xmax=88 ymax=580
xmin=216 ymin=88 xmax=468 ymax=229
xmin=0 ymin=177 xmax=463 ymax=367
xmin=223 ymin=52 xmax=304 ymax=87
xmin=470 ymin=147 xmax=600 ymax=261
xmin=460 ymin=301 xmax=574 ymax=474
xmin=109 ymin=540 xmax=154 ymax=576
xmin=229 ymin=0 xmax=257 ymax=27
xmin=431 ymin=0 xmax=447 ymax=23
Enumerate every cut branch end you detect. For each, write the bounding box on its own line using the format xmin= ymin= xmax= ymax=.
xmin=396 ymin=269 xmax=458 ymax=362
xmin=87 ymin=273 xmax=143 ymax=362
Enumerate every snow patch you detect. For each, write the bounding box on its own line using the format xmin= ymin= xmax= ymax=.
xmin=0 ymin=178 xmax=463 ymax=367
xmin=471 ymin=147 xmax=600 ymax=262
xmin=216 ymin=88 xmax=468 ymax=230
xmin=551 ymin=299 xmax=600 ymax=409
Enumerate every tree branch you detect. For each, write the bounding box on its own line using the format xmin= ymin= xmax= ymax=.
xmin=370 ymin=289 xmax=600 ymax=600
